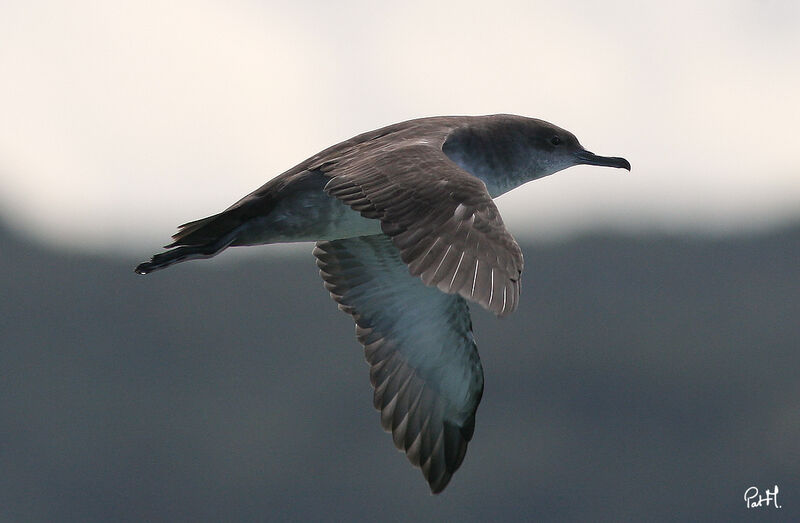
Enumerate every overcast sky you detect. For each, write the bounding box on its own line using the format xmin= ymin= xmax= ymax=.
xmin=1 ymin=0 xmax=798 ymax=252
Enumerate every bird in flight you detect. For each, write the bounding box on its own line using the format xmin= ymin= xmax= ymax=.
xmin=135 ymin=114 xmax=630 ymax=493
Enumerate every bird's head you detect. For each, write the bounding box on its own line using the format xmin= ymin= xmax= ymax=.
xmin=520 ymin=119 xmax=631 ymax=179
xmin=441 ymin=115 xmax=631 ymax=197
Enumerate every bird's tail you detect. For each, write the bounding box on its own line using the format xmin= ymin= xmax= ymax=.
xmin=134 ymin=234 xmax=236 ymax=275
xmin=134 ymin=212 xmax=244 ymax=275
xmin=135 ymin=184 xmax=280 ymax=275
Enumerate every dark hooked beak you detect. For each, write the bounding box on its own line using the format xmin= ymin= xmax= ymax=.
xmin=575 ymin=149 xmax=631 ymax=171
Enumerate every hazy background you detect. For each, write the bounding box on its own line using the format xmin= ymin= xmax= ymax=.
xmin=1 ymin=224 xmax=798 ymax=521
xmin=0 ymin=0 xmax=798 ymax=521
xmin=1 ymin=0 xmax=799 ymax=248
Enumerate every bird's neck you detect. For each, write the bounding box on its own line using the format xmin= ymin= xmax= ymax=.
xmin=442 ymin=123 xmax=537 ymax=198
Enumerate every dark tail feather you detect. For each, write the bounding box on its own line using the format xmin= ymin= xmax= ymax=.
xmin=137 ymin=207 xmax=251 ymax=274
xmin=165 ymin=213 xmax=225 ymax=248
xmin=134 ymin=236 xmax=235 ymax=275
xmin=136 ymin=183 xmax=279 ymax=274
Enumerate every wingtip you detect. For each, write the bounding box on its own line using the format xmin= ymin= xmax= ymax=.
xmin=429 ymin=484 xmax=446 ymax=495
xmin=427 ymin=471 xmax=453 ymax=494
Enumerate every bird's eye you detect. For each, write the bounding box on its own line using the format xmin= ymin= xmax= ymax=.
xmin=550 ymin=136 xmax=561 ymax=146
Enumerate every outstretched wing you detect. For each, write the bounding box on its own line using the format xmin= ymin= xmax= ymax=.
xmin=314 ymin=235 xmax=484 ymax=493
xmin=318 ymin=141 xmax=524 ymax=317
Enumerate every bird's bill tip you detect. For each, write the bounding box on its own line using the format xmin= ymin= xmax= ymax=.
xmin=575 ymin=150 xmax=631 ymax=171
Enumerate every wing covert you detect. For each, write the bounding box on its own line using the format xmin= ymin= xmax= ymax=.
xmin=319 ymin=142 xmax=524 ymax=316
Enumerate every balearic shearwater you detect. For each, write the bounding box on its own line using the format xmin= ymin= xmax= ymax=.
xmin=135 ymin=114 xmax=631 ymax=493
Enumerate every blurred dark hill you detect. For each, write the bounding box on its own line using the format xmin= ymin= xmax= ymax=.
xmin=1 ymin=222 xmax=798 ymax=522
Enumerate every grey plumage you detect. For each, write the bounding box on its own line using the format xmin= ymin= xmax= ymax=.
xmin=135 ymin=114 xmax=630 ymax=492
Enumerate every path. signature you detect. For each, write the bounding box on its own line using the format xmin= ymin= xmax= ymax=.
xmin=744 ymin=485 xmax=781 ymax=509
